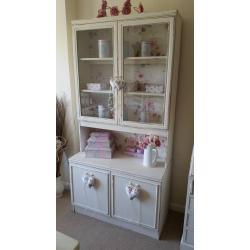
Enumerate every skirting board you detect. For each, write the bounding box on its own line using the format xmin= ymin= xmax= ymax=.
xmin=170 ymin=202 xmax=185 ymax=213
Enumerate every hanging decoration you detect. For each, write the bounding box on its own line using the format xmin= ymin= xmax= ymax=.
xmin=97 ymin=0 xmax=144 ymax=18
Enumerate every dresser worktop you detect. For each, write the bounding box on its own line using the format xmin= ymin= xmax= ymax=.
xmin=69 ymin=152 xmax=167 ymax=182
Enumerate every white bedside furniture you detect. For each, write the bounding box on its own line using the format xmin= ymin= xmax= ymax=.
xmin=69 ymin=10 xmax=182 ymax=239
xmin=56 ymin=231 xmax=80 ymax=250
xmin=180 ymin=150 xmax=194 ymax=249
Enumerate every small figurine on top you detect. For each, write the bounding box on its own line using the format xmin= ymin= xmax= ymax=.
xmin=97 ymin=0 xmax=144 ymax=17
xmin=97 ymin=0 xmax=108 ymax=17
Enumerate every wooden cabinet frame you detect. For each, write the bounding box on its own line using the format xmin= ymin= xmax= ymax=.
xmin=69 ymin=10 xmax=182 ymax=239
xmin=72 ymin=11 xmax=180 ymax=135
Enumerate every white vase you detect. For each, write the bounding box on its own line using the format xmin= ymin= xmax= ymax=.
xmin=98 ymin=40 xmax=110 ymax=58
xmin=56 ymin=176 xmax=64 ymax=198
xmin=143 ymin=145 xmax=158 ymax=168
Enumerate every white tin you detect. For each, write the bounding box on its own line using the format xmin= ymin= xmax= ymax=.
xmin=141 ymin=41 xmax=152 ymax=57
xmin=98 ymin=40 xmax=111 ymax=58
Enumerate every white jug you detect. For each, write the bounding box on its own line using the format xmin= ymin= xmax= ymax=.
xmin=143 ymin=144 xmax=158 ymax=167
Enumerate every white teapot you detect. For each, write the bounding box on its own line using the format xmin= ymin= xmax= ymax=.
xmin=143 ymin=144 xmax=158 ymax=168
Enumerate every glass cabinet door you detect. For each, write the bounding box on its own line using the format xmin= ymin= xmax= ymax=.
xmin=74 ymin=23 xmax=117 ymax=123
xmin=119 ymin=18 xmax=173 ymax=128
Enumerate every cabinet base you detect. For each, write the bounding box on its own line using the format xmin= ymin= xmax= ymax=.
xmin=180 ymin=235 xmax=194 ymax=250
xmin=74 ymin=205 xmax=160 ymax=239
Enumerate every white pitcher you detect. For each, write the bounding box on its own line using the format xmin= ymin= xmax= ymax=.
xmin=143 ymin=144 xmax=158 ymax=167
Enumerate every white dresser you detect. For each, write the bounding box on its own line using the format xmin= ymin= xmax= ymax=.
xmin=69 ymin=10 xmax=182 ymax=239
xmin=180 ymin=150 xmax=194 ymax=249
xmin=69 ymin=152 xmax=170 ymax=239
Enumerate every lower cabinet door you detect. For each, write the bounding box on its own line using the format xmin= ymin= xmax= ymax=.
xmin=111 ymin=174 xmax=160 ymax=229
xmin=185 ymin=229 xmax=194 ymax=245
xmin=71 ymin=164 xmax=109 ymax=215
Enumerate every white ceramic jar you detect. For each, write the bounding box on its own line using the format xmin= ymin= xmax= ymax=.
xmin=98 ymin=105 xmax=105 ymax=118
xmin=123 ymin=41 xmax=130 ymax=57
xmin=98 ymin=40 xmax=111 ymax=58
xmin=141 ymin=41 xmax=152 ymax=57
xmin=143 ymin=145 xmax=158 ymax=168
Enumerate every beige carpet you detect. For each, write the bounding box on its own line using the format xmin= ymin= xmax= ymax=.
xmin=57 ymin=191 xmax=183 ymax=250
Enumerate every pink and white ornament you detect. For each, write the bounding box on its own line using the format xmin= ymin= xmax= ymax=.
xmin=126 ymin=182 xmax=141 ymax=200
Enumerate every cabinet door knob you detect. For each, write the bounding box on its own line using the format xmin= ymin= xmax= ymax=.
xmin=110 ymin=76 xmax=125 ymax=91
xmin=82 ymin=173 xmax=95 ymax=188
xmin=125 ymin=182 xmax=141 ymax=200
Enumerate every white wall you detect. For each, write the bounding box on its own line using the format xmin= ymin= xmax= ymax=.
xmin=56 ymin=0 xmax=79 ymax=184
xmin=57 ymin=0 xmax=194 ymax=210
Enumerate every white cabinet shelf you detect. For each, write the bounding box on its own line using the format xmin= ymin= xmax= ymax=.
xmin=69 ymin=152 xmax=166 ymax=182
xmin=125 ymin=91 xmax=165 ymax=97
xmin=81 ymin=89 xmax=112 ymax=94
xmin=124 ymin=56 xmax=167 ymax=65
xmin=80 ymin=57 xmax=113 ymax=62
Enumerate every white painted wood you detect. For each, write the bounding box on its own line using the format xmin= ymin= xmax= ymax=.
xmin=72 ymin=21 xmax=118 ymax=125
xmin=79 ymin=126 xmax=90 ymax=152
xmin=78 ymin=119 xmax=169 ymax=137
xmin=180 ymin=239 xmax=194 ymax=250
xmin=79 ymin=57 xmax=113 ymax=65
xmin=70 ymin=11 xmax=182 ymax=239
xmin=124 ymin=56 xmax=167 ymax=65
xmin=111 ymin=174 xmax=159 ymax=229
xmin=185 ymin=229 xmax=194 ymax=245
xmin=80 ymin=90 xmax=112 ymax=94
xmin=124 ymin=56 xmax=167 ymax=60
xmin=71 ymin=164 xmax=110 ymax=215
xmin=180 ymin=149 xmax=194 ymax=250
xmin=158 ymin=159 xmax=170 ymax=233
xmin=118 ymin=17 xmax=174 ymax=130
xmin=125 ymin=92 xmax=165 ymax=97
xmin=74 ymin=205 xmax=160 ymax=239
xmin=79 ymin=57 xmax=113 ymax=61
xmin=72 ymin=10 xmax=178 ymax=25
xmin=165 ymin=13 xmax=182 ymax=165
xmin=69 ymin=152 xmax=166 ymax=182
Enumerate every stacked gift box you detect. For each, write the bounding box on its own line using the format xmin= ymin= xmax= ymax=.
xmin=85 ymin=131 xmax=115 ymax=159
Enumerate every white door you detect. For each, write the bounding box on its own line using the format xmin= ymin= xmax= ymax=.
xmin=111 ymin=174 xmax=160 ymax=229
xmin=117 ymin=17 xmax=175 ymax=130
xmin=71 ymin=164 xmax=110 ymax=215
xmin=73 ymin=21 xmax=118 ymax=124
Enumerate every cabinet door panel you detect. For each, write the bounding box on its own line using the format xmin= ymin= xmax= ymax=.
xmin=112 ymin=174 xmax=159 ymax=229
xmin=185 ymin=229 xmax=194 ymax=245
xmin=71 ymin=165 xmax=109 ymax=215
xmin=118 ymin=17 xmax=174 ymax=129
xmin=73 ymin=22 xmax=118 ymax=124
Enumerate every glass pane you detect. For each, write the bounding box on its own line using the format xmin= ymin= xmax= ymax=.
xmin=77 ymin=28 xmax=113 ymax=58
xmin=80 ymin=92 xmax=114 ymax=119
xmin=124 ymin=95 xmax=164 ymax=124
xmin=76 ymin=27 xmax=115 ymax=120
xmin=123 ymin=23 xmax=169 ymax=57
xmin=123 ymin=22 xmax=169 ymax=125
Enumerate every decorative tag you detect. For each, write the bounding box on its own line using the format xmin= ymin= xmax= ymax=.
xmin=125 ymin=182 xmax=141 ymax=200
xmin=82 ymin=173 xmax=95 ymax=188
